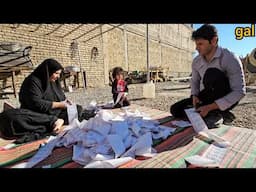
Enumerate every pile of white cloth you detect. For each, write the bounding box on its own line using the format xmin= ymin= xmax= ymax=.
xmin=23 ymin=108 xmax=176 ymax=168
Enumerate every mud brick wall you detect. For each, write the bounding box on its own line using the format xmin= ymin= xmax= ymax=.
xmin=0 ymin=24 xmax=195 ymax=91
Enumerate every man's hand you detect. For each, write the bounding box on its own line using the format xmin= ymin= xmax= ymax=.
xmin=192 ymin=95 xmax=200 ymax=108
xmin=196 ymin=102 xmax=219 ymax=117
xmin=196 ymin=105 xmax=211 ymax=117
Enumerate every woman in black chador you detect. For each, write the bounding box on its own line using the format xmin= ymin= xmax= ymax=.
xmin=0 ymin=59 xmax=73 ymax=143
xmin=19 ymin=58 xmax=70 ymax=124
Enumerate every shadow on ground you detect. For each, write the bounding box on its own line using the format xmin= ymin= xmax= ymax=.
xmin=246 ymin=87 xmax=256 ymax=93
xmin=161 ymin=86 xmax=190 ymax=91
xmin=237 ymin=102 xmax=256 ymax=106
xmin=129 ymin=97 xmax=146 ymax=101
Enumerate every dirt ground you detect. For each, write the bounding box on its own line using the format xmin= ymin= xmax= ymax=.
xmin=1 ymin=81 xmax=256 ymax=130
xmin=126 ymin=82 xmax=256 ymax=130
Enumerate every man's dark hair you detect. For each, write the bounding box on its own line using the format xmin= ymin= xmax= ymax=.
xmin=112 ymin=67 xmax=124 ymax=79
xmin=192 ymin=24 xmax=218 ymax=43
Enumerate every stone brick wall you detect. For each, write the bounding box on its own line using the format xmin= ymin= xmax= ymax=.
xmin=0 ymin=24 xmax=195 ymax=91
xmin=103 ymin=24 xmax=195 ymax=80
xmin=0 ymin=24 xmax=104 ymax=90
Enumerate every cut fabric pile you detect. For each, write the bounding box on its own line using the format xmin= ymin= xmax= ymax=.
xmin=22 ymin=107 xmax=176 ymax=168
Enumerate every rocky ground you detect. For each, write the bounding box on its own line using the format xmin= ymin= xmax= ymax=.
xmin=1 ymin=81 xmax=256 ymax=130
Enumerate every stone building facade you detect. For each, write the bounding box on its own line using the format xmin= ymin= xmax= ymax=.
xmin=0 ymin=24 xmax=195 ymax=90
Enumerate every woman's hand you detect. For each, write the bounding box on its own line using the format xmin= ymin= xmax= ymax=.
xmin=61 ymin=99 xmax=73 ymax=107
xmin=66 ymin=99 xmax=73 ymax=105
xmin=52 ymin=101 xmax=66 ymax=109
xmin=53 ymin=99 xmax=73 ymax=109
xmin=53 ymin=118 xmax=64 ymax=134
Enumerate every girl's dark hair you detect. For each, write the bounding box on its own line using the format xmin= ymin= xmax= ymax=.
xmin=112 ymin=67 xmax=124 ymax=79
xmin=192 ymin=24 xmax=218 ymax=43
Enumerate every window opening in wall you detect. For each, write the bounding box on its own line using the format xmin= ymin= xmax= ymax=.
xmin=70 ymin=41 xmax=78 ymax=59
xmin=91 ymin=47 xmax=98 ymax=60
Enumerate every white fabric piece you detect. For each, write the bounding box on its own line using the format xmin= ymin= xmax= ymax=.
xmin=27 ymin=108 xmax=174 ymax=167
xmin=152 ymin=132 xmax=164 ymax=140
xmin=202 ymin=144 xmax=228 ymax=164
xmin=130 ymin=122 xmax=141 ymax=137
xmin=71 ymin=144 xmax=114 ymax=165
xmin=67 ymin=104 xmax=78 ymax=124
xmin=72 ymin=144 xmax=92 ymax=165
xmin=161 ymin=129 xmax=173 ymax=140
xmin=82 ymin=131 xmax=103 ymax=147
xmin=111 ymin=114 xmax=124 ymax=121
xmin=85 ymin=100 xmax=97 ymax=110
xmin=128 ymin=117 xmax=142 ymax=127
xmin=94 ymin=143 xmax=113 ymax=155
xmin=25 ymin=136 xmax=60 ymax=168
xmin=61 ymin=128 xmax=85 ymax=147
xmin=144 ymin=119 xmax=159 ymax=126
xmin=142 ymin=116 xmax=152 ymax=120
xmin=141 ymin=120 xmax=159 ymax=132
xmin=84 ymin=161 xmax=114 ymax=168
xmin=184 ymin=155 xmax=217 ymax=167
xmin=107 ymin=134 xmax=126 ymax=158
xmin=172 ymin=120 xmax=192 ymax=128
xmin=134 ymin=109 xmax=144 ymax=117
xmin=110 ymin=121 xmax=129 ymax=140
xmin=139 ymin=151 xmax=157 ymax=158
xmin=63 ymin=118 xmax=81 ymax=132
xmin=152 ymin=125 xmax=176 ymax=140
xmin=92 ymin=121 xmax=111 ymax=136
xmin=84 ymin=157 xmax=133 ymax=168
xmin=121 ymin=132 xmax=152 ymax=158
xmin=123 ymin=133 xmax=133 ymax=148
xmin=83 ymin=118 xmax=94 ymax=130
xmin=93 ymin=153 xmax=115 ymax=161
xmin=130 ymin=135 xmax=138 ymax=146
xmin=98 ymin=110 xmax=114 ymax=122
xmin=185 ymin=108 xmax=208 ymax=132
xmin=124 ymin=110 xmax=136 ymax=117
xmin=78 ymin=119 xmax=89 ymax=130
xmin=134 ymin=136 xmax=153 ymax=156
xmin=198 ymin=131 xmax=230 ymax=148
xmin=158 ymin=125 xmax=176 ymax=132
xmin=12 ymin=162 xmax=29 ymax=168
xmin=85 ymin=116 xmax=111 ymax=136
xmin=139 ymin=128 xmax=151 ymax=135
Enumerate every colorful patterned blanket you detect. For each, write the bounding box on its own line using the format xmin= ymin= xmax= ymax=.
xmin=133 ymin=125 xmax=256 ymax=168
xmin=1 ymin=104 xmax=172 ymax=168
xmin=2 ymin=104 xmax=256 ymax=168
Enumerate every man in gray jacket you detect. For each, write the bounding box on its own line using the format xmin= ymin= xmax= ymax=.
xmin=170 ymin=24 xmax=246 ymax=128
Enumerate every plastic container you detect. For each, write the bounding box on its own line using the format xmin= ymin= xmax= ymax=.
xmin=143 ymin=81 xmax=155 ymax=98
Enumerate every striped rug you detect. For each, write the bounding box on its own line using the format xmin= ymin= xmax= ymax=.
xmin=8 ymin=105 xmax=255 ymax=168
xmin=5 ymin=104 xmax=173 ymax=168
xmin=0 ymin=138 xmax=47 ymax=167
xmin=132 ymin=125 xmax=256 ymax=168
xmin=34 ymin=147 xmax=73 ymax=168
